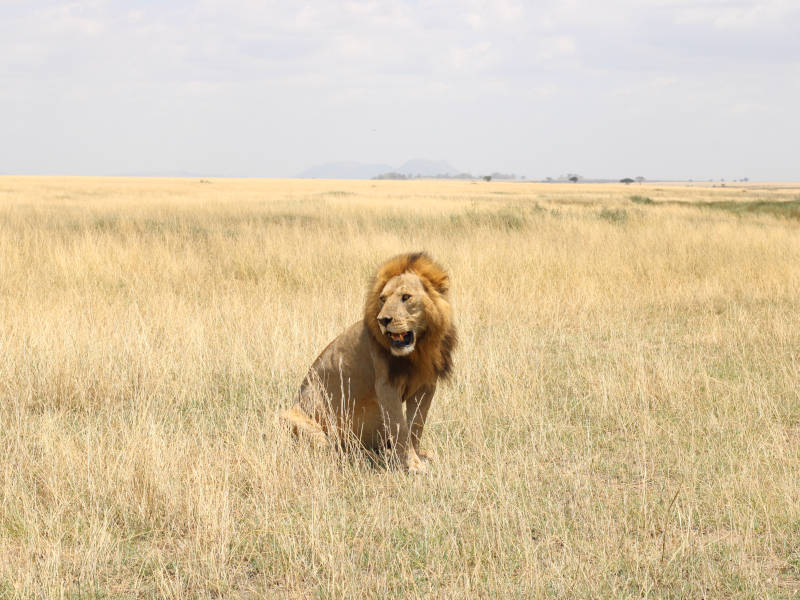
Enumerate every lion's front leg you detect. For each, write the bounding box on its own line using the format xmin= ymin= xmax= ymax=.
xmin=375 ymin=381 xmax=425 ymax=473
xmin=406 ymin=384 xmax=435 ymax=461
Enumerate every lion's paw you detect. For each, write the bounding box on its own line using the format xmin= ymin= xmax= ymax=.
xmin=406 ymin=454 xmax=428 ymax=475
xmin=416 ymin=449 xmax=435 ymax=463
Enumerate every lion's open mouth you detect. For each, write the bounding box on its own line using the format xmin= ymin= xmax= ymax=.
xmin=387 ymin=331 xmax=414 ymax=348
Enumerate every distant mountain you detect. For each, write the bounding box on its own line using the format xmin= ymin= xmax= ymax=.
xmin=396 ymin=159 xmax=459 ymax=177
xmin=298 ymin=161 xmax=393 ymax=179
xmin=298 ymin=158 xmax=460 ymax=179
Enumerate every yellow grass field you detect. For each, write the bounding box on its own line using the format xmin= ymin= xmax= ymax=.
xmin=1 ymin=176 xmax=799 ymax=598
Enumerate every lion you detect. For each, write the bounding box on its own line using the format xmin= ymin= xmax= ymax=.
xmin=280 ymin=252 xmax=456 ymax=473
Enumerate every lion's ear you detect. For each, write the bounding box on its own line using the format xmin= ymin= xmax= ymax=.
xmin=429 ymin=272 xmax=449 ymax=295
xmin=414 ymin=254 xmax=450 ymax=295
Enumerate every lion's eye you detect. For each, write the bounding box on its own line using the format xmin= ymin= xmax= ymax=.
xmin=379 ymin=296 xmax=386 ymax=303
xmin=402 ymin=294 xmax=411 ymax=302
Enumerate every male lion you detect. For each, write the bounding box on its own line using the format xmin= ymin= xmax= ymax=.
xmin=281 ymin=252 xmax=456 ymax=473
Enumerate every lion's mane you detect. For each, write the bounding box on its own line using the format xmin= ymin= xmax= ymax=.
xmin=364 ymin=252 xmax=457 ymax=383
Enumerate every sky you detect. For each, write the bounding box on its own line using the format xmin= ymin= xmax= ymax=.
xmin=1 ymin=0 xmax=799 ymax=180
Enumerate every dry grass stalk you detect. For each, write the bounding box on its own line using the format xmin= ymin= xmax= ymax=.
xmin=0 ymin=177 xmax=799 ymax=598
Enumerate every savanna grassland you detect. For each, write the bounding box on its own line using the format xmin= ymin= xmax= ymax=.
xmin=1 ymin=176 xmax=799 ymax=599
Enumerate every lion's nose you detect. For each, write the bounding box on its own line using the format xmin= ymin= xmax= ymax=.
xmin=378 ymin=317 xmax=392 ymax=327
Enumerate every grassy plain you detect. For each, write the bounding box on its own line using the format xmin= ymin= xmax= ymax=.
xmin=1 ymin=176 xmax=799 ymax=598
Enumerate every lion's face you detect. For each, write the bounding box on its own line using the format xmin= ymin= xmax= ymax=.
xmin=365 ymin=252 xmax=455 ymax=378
xmin=376 ymin=272 xmax=429 ymax=357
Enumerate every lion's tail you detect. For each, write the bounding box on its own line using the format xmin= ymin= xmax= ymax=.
xmin=280 ymin=405 xmax=327 ymax=443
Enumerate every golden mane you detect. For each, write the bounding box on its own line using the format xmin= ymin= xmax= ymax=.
xmin=364 ymin=252 xmax=457 ymax=382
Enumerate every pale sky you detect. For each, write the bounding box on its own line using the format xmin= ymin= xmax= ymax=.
xmin=1 ymin=0 xmax=799 ymax=180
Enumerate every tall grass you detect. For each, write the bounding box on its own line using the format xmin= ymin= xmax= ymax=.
xmin=1 ymin=177 xmax=799 ymax=598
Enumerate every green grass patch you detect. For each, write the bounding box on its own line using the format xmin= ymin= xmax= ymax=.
xmin=599 ymin=208 xmax=629 ymax=224
xmin=698 ymin=198 xmax=800 ymax=219
xmin=630 ymin=195 xmax=654 ymax=204
xmin=648 ymin=197 xmax=800 ymax=220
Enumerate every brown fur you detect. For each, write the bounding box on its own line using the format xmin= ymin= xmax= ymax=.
xmin=281 ymin=252 xmax=457 ymax=472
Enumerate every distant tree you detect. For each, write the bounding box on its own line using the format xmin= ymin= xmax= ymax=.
xmin=635 ymin=176 xmax=645 ymax=183
xmin=620 ymin=178 xmax=634 ymax=185
xmin=483 ymin=175 xmax=492 ymax=182
xmin=568 ymin=175 xmax=579 ymax=183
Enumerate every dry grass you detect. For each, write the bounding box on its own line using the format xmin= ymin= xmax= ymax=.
xmin=1 ymin=176 xmax=799 ymax=598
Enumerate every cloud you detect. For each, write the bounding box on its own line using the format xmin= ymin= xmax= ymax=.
xmin=0 ymin=0 xmax=798 ymax=178
xmin=667 ymin=0 xmax=800 ymax=29
xmin=535 ymin=36 xmax=577 ymax=62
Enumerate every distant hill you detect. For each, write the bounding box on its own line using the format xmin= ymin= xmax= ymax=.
xmin=396 ymin=159 xmax=459 ymax=177
xmin=297 ymin=161 xmax=393 ymax=179
xmin=298 ymin=158 xmax=459 ymax=179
